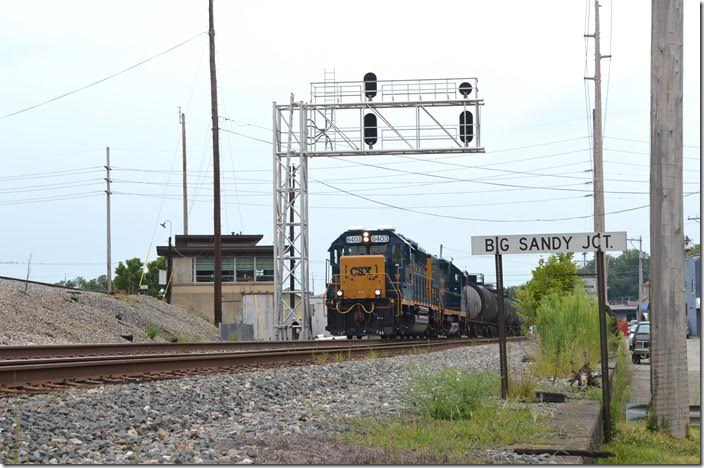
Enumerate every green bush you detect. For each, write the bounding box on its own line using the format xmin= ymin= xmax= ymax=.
xmin=145 ymin=322 xmax=159 ymax=340
xmin=532 ymin=287 xmax=616 ymax=378
xmin=409 ymin=369 xmax=498 ymax=420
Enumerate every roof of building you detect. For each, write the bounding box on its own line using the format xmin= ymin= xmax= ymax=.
xmin=156 ymin=234 xmax=272 ymax=257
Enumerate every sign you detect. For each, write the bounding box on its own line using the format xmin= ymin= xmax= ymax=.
xmin=471 ymin=232 xmax=627 ymax=255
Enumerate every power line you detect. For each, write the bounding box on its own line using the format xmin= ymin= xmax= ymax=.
xmin=312 ymin=179 xmax=699 ymax=223
xmin=1 ymin=32 xmax=206 ymax=120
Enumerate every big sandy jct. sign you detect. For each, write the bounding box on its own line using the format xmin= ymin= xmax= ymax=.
xmin=471 ymin=232 xmax=627 ymax=255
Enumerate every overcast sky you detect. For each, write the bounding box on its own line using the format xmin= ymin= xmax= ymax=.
xmin=1 ymin=0 xmax=700 ymax=291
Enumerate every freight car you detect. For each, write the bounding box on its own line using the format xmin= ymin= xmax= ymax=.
xmin=324 ymin=227 xmax=521 ymax=339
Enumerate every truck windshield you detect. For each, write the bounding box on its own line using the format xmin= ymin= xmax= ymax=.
xmin=637 ymin=324 xmax=650 ymax=334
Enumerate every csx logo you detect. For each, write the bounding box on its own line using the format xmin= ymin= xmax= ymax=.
xmin=350 ymin=266 xmax=372 ymax=276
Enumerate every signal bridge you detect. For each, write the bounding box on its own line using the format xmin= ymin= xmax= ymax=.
xmin=273 ymin=74 xmax=485 ymax=340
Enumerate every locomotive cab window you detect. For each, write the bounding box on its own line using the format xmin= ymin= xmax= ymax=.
xmin=370 ymin=245 xmax=387 ymax=255
xmin=391 ymin=245 xmax=402 ymax=264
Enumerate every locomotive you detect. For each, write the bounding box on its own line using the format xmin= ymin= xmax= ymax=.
xmin=324 ymin=227 xmax=522 ymax=339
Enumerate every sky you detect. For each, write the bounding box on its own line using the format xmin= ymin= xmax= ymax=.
xmin=0 ymin=0 xmax=701 ymax=292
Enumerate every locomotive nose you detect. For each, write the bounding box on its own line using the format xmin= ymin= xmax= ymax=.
xmin=339 ymin=255 xmax=386 ymax=298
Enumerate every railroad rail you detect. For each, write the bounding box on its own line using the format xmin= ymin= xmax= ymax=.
xmin=0 ymin=339 xmax=395 ymax=360
xmin=0 ymin=337 xmax=524 ymax=395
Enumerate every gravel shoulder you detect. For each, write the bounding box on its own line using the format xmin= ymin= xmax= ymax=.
xmin=0 ymin=341 xmax=573 ymax=464
xmin=0 ymin=277 xmax=220 ymax=345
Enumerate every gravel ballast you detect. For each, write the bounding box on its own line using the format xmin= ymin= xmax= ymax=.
xmin=0 ymin=341 xmax=565 ymax=464
xmin=0 ymin=278 xmax=220 ymax=345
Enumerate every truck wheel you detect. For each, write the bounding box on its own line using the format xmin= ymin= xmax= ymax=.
xmin=632 ymin=354 xmax=640 ymax=365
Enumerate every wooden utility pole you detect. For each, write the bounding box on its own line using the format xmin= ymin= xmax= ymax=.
xmin=209 ymin=0 xmax=223 ymax=326
xmin=585 ymin=0 xmax=610 ymax=295
xmin=180 ymin=108 xmax=189 ymax=236
xmin=650 ymin=0 xmax=688 ymax=438
xmin=105 ymin=146 xmax=112 ymax=294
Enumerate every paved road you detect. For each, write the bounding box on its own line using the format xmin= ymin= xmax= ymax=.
xmin=629 ymin=336 xmax=700 ymax=406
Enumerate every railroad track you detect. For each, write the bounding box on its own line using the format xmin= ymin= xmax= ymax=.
xmin=0 ymin=337 xmax=525 ymax=395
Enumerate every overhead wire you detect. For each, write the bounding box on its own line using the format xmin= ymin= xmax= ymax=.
xmin=1 ymin=32 xmax=206 ymax=120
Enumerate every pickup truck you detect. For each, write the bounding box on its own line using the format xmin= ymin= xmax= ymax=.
xmin=631 ymin=321 xmax=650 ymax=364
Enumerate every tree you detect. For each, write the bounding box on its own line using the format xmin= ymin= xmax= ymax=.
xmin=686 ymin=243 xmax=700 ymax=256
xmin=113 ymin=256 xmax=166 ymax=297
xmin=113 ymin=258 xmax=145 ymax=295
xmin=55 ymin=275 xmax=108 ymax=292
xmin=516 ymin=253 xmax=581 ymax=326
xmin=578 ymin=249 xmax=651 ymax=301
xmin=144 ymin=256 xmax=167 ymax=298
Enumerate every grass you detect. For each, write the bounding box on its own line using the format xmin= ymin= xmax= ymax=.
xmin=174 ymin=334 xmax=200 ymax=343
xmin=343 ymin=368 xmax=548 ymax=460
xmin=508 ymin=374 xmax=537 ymax=401
xmin=365 ymin=349 xmax=379 ymax=360
xmin=312 ymin=352 xmax=330 ymax=364
xmin=609 ymin=339 xmax=632 ymax=425
xmin=332 ymin=352 xmax=346 ymax=362
xmin=145 ymin=322 xmax=159 ymax=340
xmin=598 ymin=421 xmax=701 ymax=464
xmin=531 ymin=288 xmax=619 ymax=378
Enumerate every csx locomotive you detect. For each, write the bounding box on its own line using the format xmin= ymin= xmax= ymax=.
xmin=324 ymin=227 xmax=521 ymax=339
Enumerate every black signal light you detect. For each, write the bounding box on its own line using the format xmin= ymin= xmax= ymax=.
xmin=459 ymin=111 xmax=473 ymax=143
xmin=459 ymin=81 xmax=473 ymax=97
xmin=364 ymin=72 xmax=377 ymax=99
xmin=364 ymin=113 xmax=378 ymax=147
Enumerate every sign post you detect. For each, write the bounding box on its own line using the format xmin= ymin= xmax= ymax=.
xmin=495 ymin=253 xmax=509 ymax=399
xmin=471 ymin=231 xmax=625 ymax=440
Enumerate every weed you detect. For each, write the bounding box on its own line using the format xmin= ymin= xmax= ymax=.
xmin=366 ymin=349 xmax=379 ymax=360
xmin=312 ymin=352 xmax=330 ymax=364
xmin=508 ymin=374 xmax=537 ymax=401
xmin=145 ymin=323 xmax=159 ymax=340
xmin=175 ymin=334 xmax=200 ymax=343
xmin=598 ymin=421 xmax=700 ymax=464
xmin=409 ymin=368 xmax=498 ymax=421
xmin=227 ymin=331 xmax=238 ymax=342
xmin=610 ymin=339 xmax=632 ymax=424
xmin=332 ymin=352 xmax=346 ymax=362
xmin=125 ymin=295 xmax=137 ymax=305
xmin=531 ymin=288 xmax=619 ymax=378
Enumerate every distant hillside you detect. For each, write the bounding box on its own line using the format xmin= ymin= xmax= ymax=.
xmin=0 ymin=277 xmax=221 ymax=345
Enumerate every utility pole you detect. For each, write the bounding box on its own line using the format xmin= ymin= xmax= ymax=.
xmin=208 ymin=0 xmax=222 ymax=326
xmin=180 ymin=108 xmax=189 ymax=236
xmin=105 ymin=146 xmax=112 ymax=294
xmin=628 ymin=236 xmax=644 ymax=317
xmin=637 ymin=236 xmax=643 ymax=314
xmin=585 ymin=0 xmax=610 ymax=297
xmin=650 ymin=0 xmax=688 ymax=438
xmin=439 ymin=244 xmax=443 ymax=258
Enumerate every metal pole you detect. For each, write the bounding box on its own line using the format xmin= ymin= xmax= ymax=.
xmin=596 ymin=249 xmax=612 ymax=442
xmin=180 ymin=109 xmax=189 ymax=237
xmin=495 ymin=252 xmax=509 ymax=399
xmin=166 ymin=236 xmax=173 ymax=303
xmin=209 ymin=0 xmax=222 ymax=326
xmin=105 ymin=146 xmax=112 ymax=294
xmin=638 ymin=236 xmax=643 ymax=318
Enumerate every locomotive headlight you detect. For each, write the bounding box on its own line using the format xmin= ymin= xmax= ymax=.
xmin=362 ymin=231 xmax=370 ymax=243
xmin=336 ymin=289 xmax=343 ymax=297
xmin=374 ymin=288 xmax=382 ymax=296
